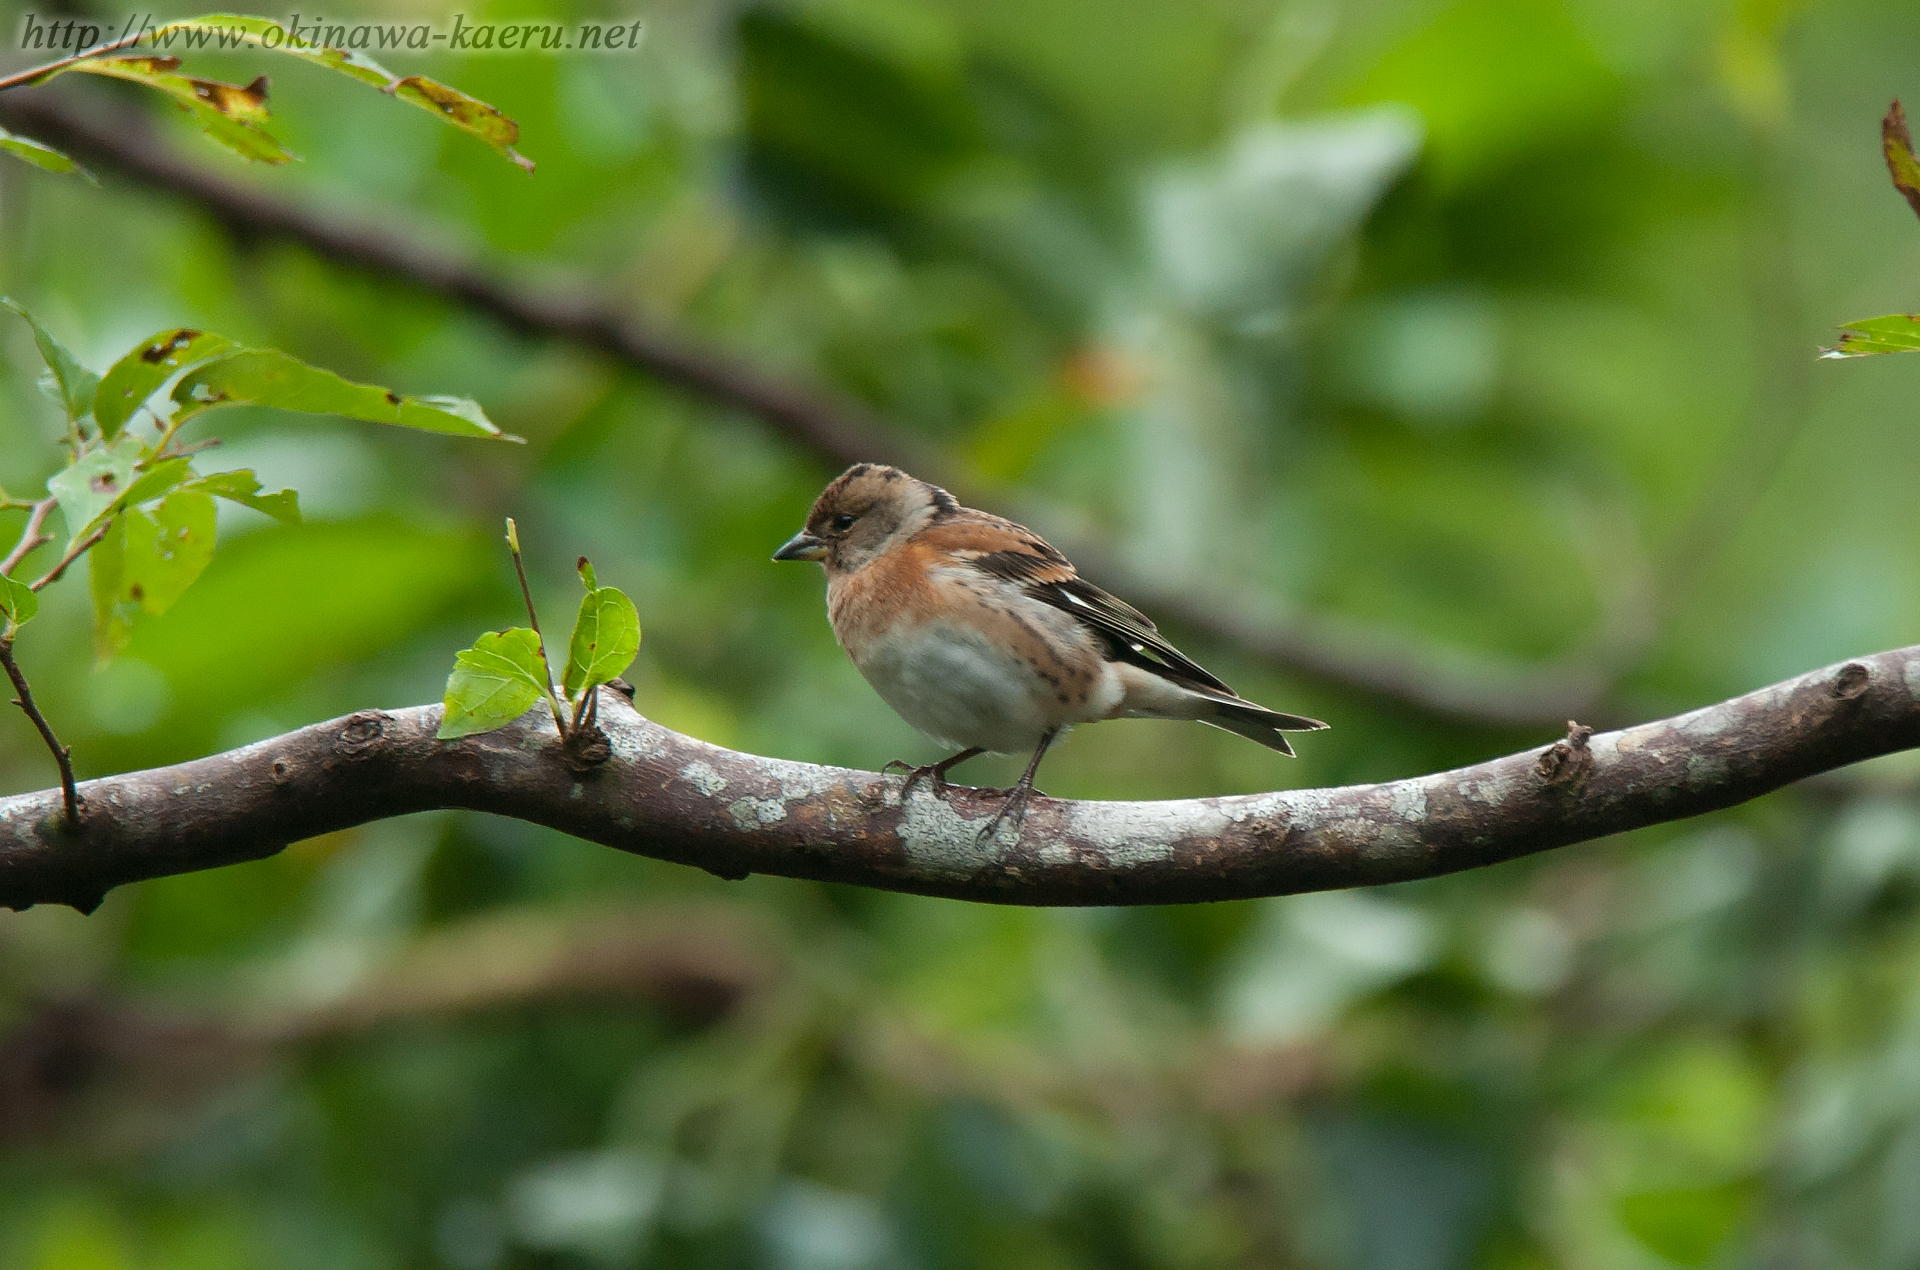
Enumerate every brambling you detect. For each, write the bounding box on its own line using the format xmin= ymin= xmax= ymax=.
xmin=774 ymin=464 xmax=1328 ymax=834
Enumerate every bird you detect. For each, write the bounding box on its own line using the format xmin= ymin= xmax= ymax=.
xmin=772 ymin=464 xmax=1328 ymax=836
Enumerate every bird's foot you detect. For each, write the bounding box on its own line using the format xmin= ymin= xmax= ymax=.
xmin=885 ymin=747 xmax=985 ymax=801
xmin=976 ymin=781 xmax=1042 ymax=844
xmin=885 ymin=759 xmax=958 ymax=801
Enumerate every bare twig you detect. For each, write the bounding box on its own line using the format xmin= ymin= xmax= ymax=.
xmin=504 ymin=518 xmax=567 ymax=734
xmin=0 ymin=91 xmax=1618 ymax=729
xmin=0 ymin=637 xmax=78 ymax=828
xmin=0 ymin=647 xmax=1914 ymax=915
xmin=1 ymin=498 xmax=56 ymax=577
xmin=28 ymin=520 xmax=107 ymax=591
xmin=0 ymin=28 xmax=152 ymax=94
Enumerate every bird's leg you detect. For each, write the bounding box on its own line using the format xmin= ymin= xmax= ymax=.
xmin=885 ymin=746 xmax=986 ymax=799
xmin=978 ymin=729 xmax=1056 ymax=842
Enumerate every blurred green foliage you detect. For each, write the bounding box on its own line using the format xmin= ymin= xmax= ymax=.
xmin=3 ymin=0 xmax=1920 ymax=1266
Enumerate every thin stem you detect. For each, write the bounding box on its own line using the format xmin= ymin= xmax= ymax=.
xmin=30 ymin=521 xmax=108 ymax=591
xmin=505 ymin=518 xmax=568 ymax=736
xmin=0 ymin=28 xmax=153 ymax=94
xmin=0 ymin=635 xmax=78 ymax=829
xmin=141 ymin=405 xmax=201 ymax=468
xmin=2 ymin=498 xmax=57 ymax=577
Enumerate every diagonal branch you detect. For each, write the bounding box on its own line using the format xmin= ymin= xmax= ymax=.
xmin=0 ymin=91 xmax=1614 ymax=728
xmin=1 ymin=647 xmax=1914 ymax=916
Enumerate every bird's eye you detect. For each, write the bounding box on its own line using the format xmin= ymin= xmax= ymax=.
xmin=831 ymin=512 xmax=858 ymax=531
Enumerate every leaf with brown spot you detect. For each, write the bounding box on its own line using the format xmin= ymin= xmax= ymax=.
xmin=63 ymin=57 xmax=289 ymax=163
xmin=133 ymin=15 xmax=534 ymax=170
xmin=1820 ymin=313 xmax=1920 ymax=358
xmin=94 ymin=328 xmax=240 ymax=437
xmin=1886 ymin=100 xmax=1920 ymax=222
xmin=168 ymin=348 xmax=518 ymax=440
xmin=392 ymin=76 xmax=534 ymax=173
xmin=46 ymin=435 xmax=143 ymax=544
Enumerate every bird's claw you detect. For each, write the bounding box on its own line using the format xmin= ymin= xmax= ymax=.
xmin=886 ymin=759 xmax=952 ymax=801
xmin=975 ymin=783 xmax=1040 ymax=844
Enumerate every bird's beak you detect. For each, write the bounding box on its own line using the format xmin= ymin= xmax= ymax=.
xmin=772 ymin=531 xmax=829 ymax=563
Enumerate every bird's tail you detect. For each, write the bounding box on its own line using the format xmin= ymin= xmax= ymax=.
xmin=1199 ymin=700 xmax=1329 ymax=757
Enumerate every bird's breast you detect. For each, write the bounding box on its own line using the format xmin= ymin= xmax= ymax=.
xmin=848 ymin=619 xmax=1062 ymax=753
xmin=825 ymin=553 xmax=1119 ymax=752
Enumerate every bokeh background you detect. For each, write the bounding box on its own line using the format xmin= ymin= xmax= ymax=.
xmin=4 ymin=0 xmax=1920 ymax=1265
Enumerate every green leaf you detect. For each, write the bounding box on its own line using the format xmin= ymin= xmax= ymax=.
xmin=88 ymin=516 xmax=133 ymax=661
xmin=169 ymin=349 xmax=517 ymax=440
xmin=1820 ymin=314 xmax=1920 ymax=358
xmin=141 ymin=14 xmax=533 ymax=171
xmin=438 ymin=627 xmax=549 ymax=739
xmin=94 ymin=328 xmax=240 ymax=437
xmin=390 ymin=76 xmax=534 ymax=174
xmin=562 ymin=565 xmax=641 ymax=698
xmin=145 ymin=14 xmax=396 ymax=87
xmin=3 ymin=297 xmax=101 ymax=425
xmin=47 ymin=435 xmax=143 ymax=544
xmin=0 ymin=571 xmax=37 ymax=629
xmin=0 ymin=127 xmax=91 ymax=181
xmin=1886 ymin=100 xmax=1920 ymax=223
xmin=116 ymin=458 xmax=198 ymax=515
xmin=63 ymin=57 xmax=291 ymax=165
xmin=188 ymin=470 xmax=301 ymax=524
xmin=86 ymin=491 xmax=219 ymax=662
xmin=121 ymin=491 xmax=218 ymax=617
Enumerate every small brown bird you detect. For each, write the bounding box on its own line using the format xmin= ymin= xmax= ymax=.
xmin=773 ymin=464 xmax=1328 ymax=833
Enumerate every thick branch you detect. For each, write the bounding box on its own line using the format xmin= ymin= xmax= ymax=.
xmin=0 ymin=92 xmax=1612 ymax=727
xmin=2 ymin=648 xmax=1914 ymax=915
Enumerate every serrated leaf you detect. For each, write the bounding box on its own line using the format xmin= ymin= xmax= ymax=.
xmin=1886 ymin=100 xmax=1920 ymax=223
xmin=1821 ymin=314 xmax=1920 ymax=358
xmin=169 ymin=348 xmax=516 ymax=440
xmin=438 ymin=627 xmax=549 ymax=739
xmin=47 ymin=435 xmax=143 ymax=544
xmin=3 ymin=298 xmax=100 ymax=424
xmin=64 ymin=57 xmax=290 ymax=164
xmin=141 ymin=15 xmax=532 ymax=170
xmin=94 ymin=328 xmax=240 ymax=437
xmin=0 ymin=571 xmax=37 ymax=629
xmin=562 ymin=581 xmax=641 ymax=698
xmin=190 ymin=469 xmax=300 ymax=523
xmin=0 ymin=127 xmax=91 ymax=180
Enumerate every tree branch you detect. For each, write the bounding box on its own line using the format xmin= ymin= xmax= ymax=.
xmin=0 ymin=91 xmax=1616 ymax=728
xmin=0 ymin=637 xmax=77 ymax=828
xmin=1 ymin=647 xmax=1913 ymax=915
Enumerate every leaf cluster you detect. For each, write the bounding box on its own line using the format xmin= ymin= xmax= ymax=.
xmin=438 ymin=540 xmax=641 ymax=741
xmin=2 ymin=300 xmax=514 ymax=659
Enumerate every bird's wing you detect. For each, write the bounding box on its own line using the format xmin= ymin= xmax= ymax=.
xmin=936 ymin=519 xmax=1238 ymax=697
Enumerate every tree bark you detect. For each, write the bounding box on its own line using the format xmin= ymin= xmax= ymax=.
xmin=1 ymin=648 xmax=1914 ymax=914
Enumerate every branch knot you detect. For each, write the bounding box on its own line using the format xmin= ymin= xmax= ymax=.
xmin=334 ymin=711 xmax=391 ymax=759
xmin=1537 ymin=720 xmax=1595 ymax=790
xmin=1830 ymin=662 xmax=1872 ymax=700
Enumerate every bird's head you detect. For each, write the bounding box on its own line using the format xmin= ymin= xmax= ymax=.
xmin=772 ymin=463 xmax=957 ymax=574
